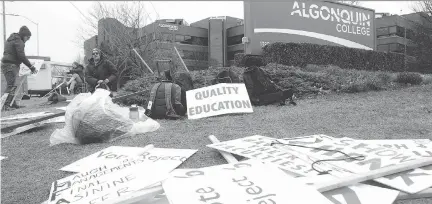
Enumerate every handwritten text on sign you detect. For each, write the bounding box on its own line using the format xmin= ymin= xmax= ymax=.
xmin=49 ymin=158 xmax=169 ymax=204
xmin=186 ymin=83 xmax=253 ymax=119
xmin=281 ymin=135 xmax=432 ymax=194
xmin=61 ymin=146 xmax=197 ymax=173
xmin=163 ymin=161 xmax=333 ymax=204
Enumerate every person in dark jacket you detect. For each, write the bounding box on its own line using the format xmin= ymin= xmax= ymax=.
xmin=66 ymin=62 xmax=85 ymax=94
xmin=85 ymin=48 xmax=118 ymax=94
xmin=1 ymin=26 xmax=37 ymax=109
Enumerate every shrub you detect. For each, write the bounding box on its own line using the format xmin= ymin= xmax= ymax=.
xmin=261 ymin=42 xmax=420 ymax=72
xmin=395 ymin=72 xmax=423 ymax=85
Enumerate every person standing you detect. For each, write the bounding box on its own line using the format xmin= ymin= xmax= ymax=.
xmin=85 ymin=48 xmax=118 ymax=96
xmin=1 ymin=26 xmax=37 ymax=109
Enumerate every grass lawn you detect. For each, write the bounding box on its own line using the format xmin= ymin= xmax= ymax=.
xmin=1 ymin=84 xmax=432 ymax=204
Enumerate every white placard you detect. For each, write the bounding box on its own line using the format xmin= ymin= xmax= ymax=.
xmin=356 ymin=138 xmax=432 ymax=158
xmin=206 ymin=136 xmax=400 ymax=204
xmin=1 ymin=111 xmax=53 ymax=123
xmin=48 ymin=158 xmax=170 ymax=204
xmin=19 ymin=59 xmax=44 ymax=76
xmin=186 ymin=83 xmax=253 ymax=119
xmin=297 ymin=175 xmax=399 ymax=204
xmin=279 ymin=134 xmax=432 ymax=194
xmin=163 ymin=160 xmax=333 ymax=204
xmin=60 ymin=146 xmax=197 ymax=173
xmin=207 ymin=135 xmax=331 ymax=177
xmin=0 ymin=156 xmax=7 ymax=160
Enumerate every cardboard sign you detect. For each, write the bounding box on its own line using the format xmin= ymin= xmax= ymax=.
xmin=19 ymin=59 xmax=44 ymax=76
xmin=279 ymin=135 xmax=432 ymax=194
xmin=356 ymin=139 xmax=432 ymax=158
xmin=297 ymin=175 xmax=399 ymax=204
xmin=61 ymin=146 xmax=197 ymax=173
xmin=186 ymin=83 xmax=253 ymax=119
xmin=48 ymin=158 xmax=170 ymax=204
xmin=163 ymin=160 xmax=333 ymax=204
xmin=1 ymin=111 xmax=54 ymax=125
xmin=0 ymin=156 xmax=7 ymax=160
xmin=206 ymin=135 xmax=355 ymax=177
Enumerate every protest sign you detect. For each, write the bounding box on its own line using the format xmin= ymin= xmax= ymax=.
xmin=48 ymin=158 xmax=170 ymax=204
xmin=61 ymin=146 xmax=197 ymax=173
xmin=356 ymin=138 xmax=432 ymax=158
xmin=163 ymin=160 xmax=333 ymax=204
xmin=207 ymin=136 xmax=399 ymax=204
xmin=297 ymin=175 xmax=399 ymax=204
xmin=19 ymin=59 xmax=44 ymax=76
xmin=207 ymin=135 xmax=346 ymax=177
xmin=0 ymin=156 xmax=6 ymax=160
xmin=279 ymin=134 xmax=432 ymax=194
xmin=186 ymin=83 xmax=253 ymax=119
xmin=1 ymin=111 xmax=54 ymax=125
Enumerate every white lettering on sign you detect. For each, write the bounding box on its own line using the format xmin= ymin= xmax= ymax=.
xmin=186 ymin=83 xmax=253 ymax=119
xmin=158 ymin=24 xmax=178 ymax=31
xmin=291 ymin=1 xmax=371 ymax=36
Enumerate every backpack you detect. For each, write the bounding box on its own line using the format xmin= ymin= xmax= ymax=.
xmin=212 ymin=69 xmax=240 ymax=85
xmin=145 ymin=81 xmax=185 ymax=119
xmin=242 ymin=66 xmax=281 ymax=97
xmin=243 ymin=66 xmax=297 ymax=106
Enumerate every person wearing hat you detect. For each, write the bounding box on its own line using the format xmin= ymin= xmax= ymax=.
xmin=85 ymin=48 xmax=118 ymax=95
xmin=1 ymin=26 xmax=37 ymax=109
xmin=65 ymin=62 xmax=85 ymax=94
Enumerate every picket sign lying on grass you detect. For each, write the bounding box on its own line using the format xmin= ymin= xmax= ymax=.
xmin=49 ymin=146 xmax=196 ymax=204
xmin=61 ymin=146 xmax=197 ymax=173
xmin=163 ymin=160 xmax=333 ymax=204
xmin=297 ymin=174 xmax=400 ymax=204
xmin=355 ymin=138 xmax=432 ymax=158
xmin=207 ymin=135 xmax=323 ymax=177
xmin=186 ymin=83 xmax=253 ymax=120
xmin=206 ymin=135 xmax=400 ymax=204
xmin=279 ymin=134 xmax=432 ymax=194
xmin=0 ymin=111 xmax=54 ymax=125
xmin=0 ymin=156 xmax=6 ymax=160
xmin=48 ymin=158 xmax=170 ymax=204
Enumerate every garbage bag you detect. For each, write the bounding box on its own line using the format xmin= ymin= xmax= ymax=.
xmin=50 ymin=89 xmax=160 ymax=146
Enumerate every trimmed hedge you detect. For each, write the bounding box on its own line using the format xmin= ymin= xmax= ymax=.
xmin=237 ymin=42 xmax=420 ymax=73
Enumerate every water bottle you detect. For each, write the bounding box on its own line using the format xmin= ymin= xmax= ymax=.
xmin=129 ymin=105 xmax=139 ymax=121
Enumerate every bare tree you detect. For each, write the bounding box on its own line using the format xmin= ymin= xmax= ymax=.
xmin=75 ymin=2 xmax=161 ymax=89
xmin=409 ymin=1 xmax=432 ymax=73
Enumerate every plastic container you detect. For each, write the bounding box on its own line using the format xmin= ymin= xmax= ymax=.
xmin=129 ymin=105 xmax=139 ymax=121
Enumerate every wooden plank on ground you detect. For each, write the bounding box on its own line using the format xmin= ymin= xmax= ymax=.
xmin=314 ymin=157 xmax=432 ymax=193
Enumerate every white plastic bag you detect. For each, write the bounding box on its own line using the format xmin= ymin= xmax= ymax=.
xmin=50 ymin=89 xmax=160 ymax=146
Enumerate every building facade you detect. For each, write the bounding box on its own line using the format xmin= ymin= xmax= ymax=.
xmin=83 ymin=12 xmax=430 ymax=70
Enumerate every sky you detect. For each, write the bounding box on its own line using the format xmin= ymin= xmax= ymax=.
xmin=0 ymin=1 xmax=422 ymax=63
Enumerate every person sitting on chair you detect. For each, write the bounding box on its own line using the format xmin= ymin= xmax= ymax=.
xmin=85 ymin=48 xmax=118 ymax=96
xmin=66 ymin=62 xmax=85 ymax=94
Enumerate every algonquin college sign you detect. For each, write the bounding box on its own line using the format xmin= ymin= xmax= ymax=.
xmin=244 ymin=0 xmax=376 ymax=54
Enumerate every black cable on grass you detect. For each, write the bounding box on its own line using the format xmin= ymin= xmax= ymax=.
xmin=270 ymin=140 xmax=366 ymax=175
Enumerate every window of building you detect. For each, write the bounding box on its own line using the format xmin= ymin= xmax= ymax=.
xmin=376 ymin=27 xmax=389 ymax=36
xmin=182 ymin=50 xmax=208 ymax=61
xmin=388 ymin=26 xmax=397 ymax=34
xmin=227 ymin=35 xmax=244 ymax=46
